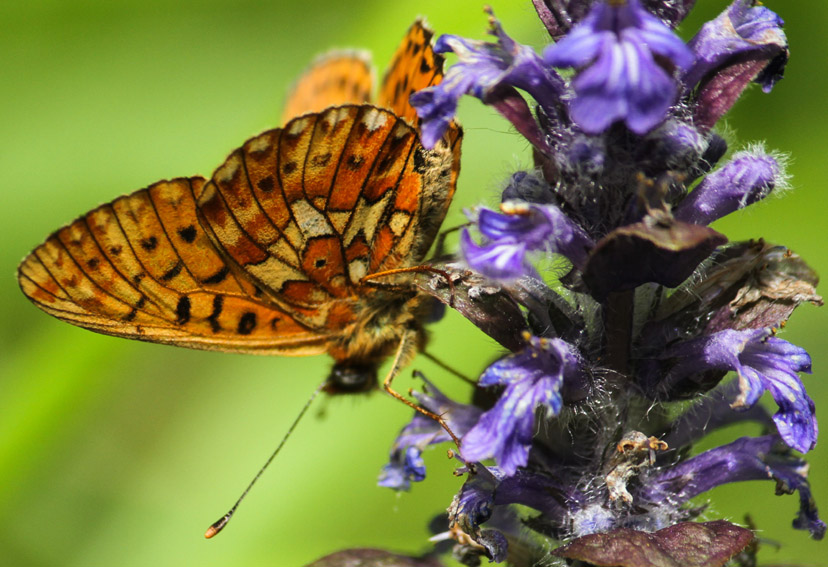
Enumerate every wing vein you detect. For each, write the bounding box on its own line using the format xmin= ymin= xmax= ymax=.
xmin=52 ymin=235 xmax=137 ymax=315
xmin=185 ymin=177 xmax=250 ymax=291
xmin=238 ymin=146 xmax=298 ymax=257
xmin=207 ymin=170 xmax=272 ymax=263
xmin=80 ymin=214 xmax=159 ymax=317
xmin=338 ymin=110 xmax=397 ymax=241
xmin=109 ymin=202 xmax=174 ymax=313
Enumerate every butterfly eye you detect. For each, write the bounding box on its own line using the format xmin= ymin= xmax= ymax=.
xmin=326 ymin=362 xmax=378 ymax=394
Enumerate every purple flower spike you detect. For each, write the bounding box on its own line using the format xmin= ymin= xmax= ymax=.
xmin=643 ymin=436 xmax=826 ymax=539
xmin=544 ymin=0 xmax=693 ymax=135
xmin=462 ymin=202 xmax=593 ymax=282
xmin=664 ymin=328 xmax=817 ymax=453
xmin=674 ymin=149 xmax=782 ymax=226
xmin=461 ymin=337 xmax=584 ymax=476
xmin=411 ymin=8 xmax=564 ymax=148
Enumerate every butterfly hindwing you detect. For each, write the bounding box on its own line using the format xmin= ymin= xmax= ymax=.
xmin=18 ymin=178 xmax=328 ymax=354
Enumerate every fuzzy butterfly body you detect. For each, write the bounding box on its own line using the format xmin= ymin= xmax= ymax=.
xmin=18 ymin=20 xmax=462 ymax=392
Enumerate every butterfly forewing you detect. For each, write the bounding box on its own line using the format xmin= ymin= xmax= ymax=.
xmin=377 ymin=19 xmax=444 ymax=126
xmin=19 ymin=178 xmax=327 ymax=354
xmin=377 ymin=19 xmax=463 ymax=234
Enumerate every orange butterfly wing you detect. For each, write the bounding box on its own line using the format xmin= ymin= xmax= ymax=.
xmin=18 ymin=178 xmax=327 ymax=355
xmin=377 ymin=19 xmax=445 ymax=126
xmin=18 ymin=20 xmax=461 ymax=360
xmin=281 ymin=50 xmax=374 ymax=124
xmin=377 ymin=19 xmax=463 ymax=205
xmin=197 ymin=105 xmax=457 ymax=329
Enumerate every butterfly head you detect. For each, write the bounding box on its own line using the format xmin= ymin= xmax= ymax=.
xmin=324 ymin=361 xmax=378 ymax=394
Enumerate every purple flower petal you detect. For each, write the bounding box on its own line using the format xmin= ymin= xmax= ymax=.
xmin=461 ymin=337 xmax=583 ymax=476
xmin=461 ymin=203 xmax=593 ymax=282
xmin=663 ymin=328 xmax=817 ymax=453
xmin=545 ymin=0 xmax=693 ymax=134
xmin=642 ymin=435 xmax=825 ymax=539
xmin=685 ymin=0 xmax=787 ymax=90
xmin=411 ymin=9 xmax=564 ymax=148
xmin=378 ymin=376 xmax=481 ymax=491
xmin=685 ymin=0 xmax=788 ymax=129
xmin=675 ymin=149 xmax=781 ymax=226
xmin=448 ymin=466 xmax=508 ymax=563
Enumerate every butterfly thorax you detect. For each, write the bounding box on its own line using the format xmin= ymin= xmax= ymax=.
xmin=324 ymin=286 xmax=436 ymax=394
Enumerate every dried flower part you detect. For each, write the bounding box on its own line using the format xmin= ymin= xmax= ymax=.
xmin=414 ymin=260 xmax=529 ymax=352
xmin=605 ymin=432 xmax=668 ymax=504
xmin=647 ymin=240 xmax=822 ymax=341
xmin=553 ymin=520 xmax=755 ymax=567
xmin=581 ymin=212 xmax=727 ymax=298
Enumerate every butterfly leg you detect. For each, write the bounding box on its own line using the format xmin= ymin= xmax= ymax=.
xmin=361 ymin=265 xmax=457 ymax=307
xmin=383 ymin=329 xmax=463 ymax=447
xmin=432 ymin=222 xmax=471 ymax=257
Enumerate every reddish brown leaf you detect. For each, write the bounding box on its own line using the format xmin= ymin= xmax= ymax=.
xmin=553 ymin=520 xmax=754 ymax=567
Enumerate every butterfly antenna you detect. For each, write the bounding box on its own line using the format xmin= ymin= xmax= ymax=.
xmin=204 ymin=381 xmax=326 ymax=539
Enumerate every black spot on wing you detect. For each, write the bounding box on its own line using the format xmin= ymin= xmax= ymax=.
xmin=208 ymin=295 xmax=223 ymax=333
xmin=140 ymin=236 xmax=158 ymax=251
xmin=202 ymin=265 xmax=229 ymax=285
xmin=160 ymin=260 xmax=183 ymax=282
xmin=311 ymin=152 xmax=332 ymax=167
xmin=176 ymin=296 xmax=191 ymax=325
xmin=237 ymin=311 xmax=257 ymax=335
xmin=347 ymin=155 xmax=364 ymax=170
xmin=257 ymin=176 xmax=275 ymax=193
xmin=177 ymin=225 xmax=197 ymax=243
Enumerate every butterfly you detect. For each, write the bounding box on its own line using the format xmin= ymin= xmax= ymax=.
xmin=17 ymin=20 xmax=462 ymax=399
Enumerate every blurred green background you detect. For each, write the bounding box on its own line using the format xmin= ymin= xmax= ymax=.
xmin=1 ymin=1 xmax=825 ymax=565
